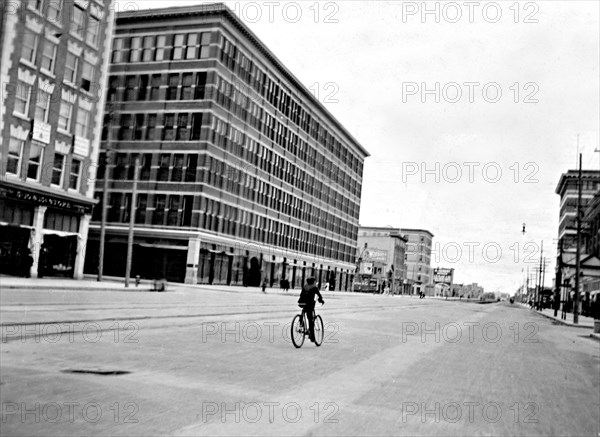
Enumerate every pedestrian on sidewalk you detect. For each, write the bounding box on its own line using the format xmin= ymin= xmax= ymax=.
xmin=261 ymin=278 xmax=267 ymax=293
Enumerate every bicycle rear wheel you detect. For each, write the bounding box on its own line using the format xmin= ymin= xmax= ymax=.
xmin=291 ymin=314 xmax=305 ymax=348
xmin=313 ymin=315 xmax=324 ymax=346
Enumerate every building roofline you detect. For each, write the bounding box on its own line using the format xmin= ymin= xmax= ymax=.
xmin=555 ymin=170 xmax=600 ymax=195
xmin=116 ymin=3 xmax=370 ymax=158
xmin=399 ymin=228 xmax=435 ymax=238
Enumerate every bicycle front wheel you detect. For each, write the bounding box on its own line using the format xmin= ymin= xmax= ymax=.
xmin=291 ymin=314 xmax=305 ymax=348
xmin=313 ymin=315 xmax=324 ymax=346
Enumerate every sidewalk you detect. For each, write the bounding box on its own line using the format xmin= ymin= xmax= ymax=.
xmin=0 ymin=274 xmax=365 ymax=297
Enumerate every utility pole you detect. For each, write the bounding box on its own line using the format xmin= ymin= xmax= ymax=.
xmin=554 ymin=238 xmax=563 ymax=317
xmin=97 ymin=103 xmax=114 ymax=281
xmin=536 ymin=241 xmax=543 ymax=309
xmin=574 ymin=153 xmax=582 ymax=324
xmin=124 ymin=157 xmax=140 ymax=287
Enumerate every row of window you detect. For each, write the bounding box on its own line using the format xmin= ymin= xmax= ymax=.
xmin=12 ymin=80 xmax=92 ymax=138
xmin=6 ymin=137 xmax=82 ymax=190
xmin=112 ymin=32 xmax=212 ymax=63
xmin=108 ymin=31 xmax=364 ymax=178
xmin=104 ymin=80 xmax=360 ymax=199
xmin=218 ymin=34 xmax=364 ymax=177
xmin=26 ymin=0 xmax=103 ymax=47
xmin=109 ymin=72 xmax=208 ymax=102
xmin=95 ymin=149 xmax=358 ymax=241
xmin=211 ymin=76 xmax=362 ymax=198
xmin=204 ymin=154 xmax=358 ymax=239
xmin=21 ymin=28 xmax=97 ymax=92
xmin=98 ymin=192 xmax=356 ymax=263
xmin=98 ymin=152 xmax=199 ymax=184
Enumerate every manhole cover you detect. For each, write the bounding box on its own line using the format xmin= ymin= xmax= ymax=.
xmin=62 ymin=369 xmax=131 ymax=376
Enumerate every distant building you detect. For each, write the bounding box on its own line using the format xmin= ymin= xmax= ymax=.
xmin=357 ymin=226 xmax=408 ymax=293
xmin=555 ymin=170 xmax=600 ymax=311
xmin=1 ymin=0 xmax=115 ymax=278
xmin=452 ymin=283 xmax=484 ymax=299
xmin=401 ymin=228 xmax=434 ymax=295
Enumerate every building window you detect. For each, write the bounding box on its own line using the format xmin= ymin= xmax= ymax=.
xmin=81 ymin=59 xmax=95 ymax=92
xmin=14 ymin=81 xmax=33 ymax=116
xmin=167 ymin=74 xmax=179 ymax=100
xmin=195 ymin=72 xmax=207 ymax=99
xmin=69 ymin=158 xmax=81 ymax=190
xmin=150 ymin=74 xmax=161 ymax=100
xmin=47 ymin=0 xmax=63 ymax=23
xmin=153 ymin=194 xmax=166 ymax=225
xmin=158 ymin=154 xmax=170 ymax=181
xmin=138 ymin=75 xmax=148 ymax=101
xmin=155 ymin=35 xmax=168 ymax=61
xmin=172 ymin=155 xmax=184 ymax=182
xmin=142 ymin=36 xmax=154 ymax=61
xmin=185 ymin=154 xmax=197 ymax=182
xmin=191 ymin=113 xmax=203 ymax=140
xmin=163 ymin=114 xmax=175 ymax=140
xmin=7 ymin=138 xmax=24 ymax=176
xmin=135 ymin=194 xmax=147 ymax=223
xmin=27 ymin=143 xmax=43 ymax=180
xmin=75 ymin=105 xmax=90 ymax=137
xmin=58 ymin=94 xmax=74 ymax=131
xmin=112 ymin=38 xmax=127 ymax=63
xmin=40 ymin=40 xmax=58 ymax=74
xmin=64 ymin=52 xmax=79 ymax=83
xmin=34 ymin=89 xmax=51 ymax=122
xmin=21 ymin=29 xmax=38 ymax=63
xmin=185 ymin=33 xmax=199 ymax=59
xmin=124 ymin=75 xmax=137 ymax=101
xmin=28 ymin=0 xmax=44 ymax=13
xmin=176 ymin=113 xmax=188 ymax=140
xmin=51 ymin=153 xmax=65 ymax=186
xmin=146 ymin=114 xmax=157 ymax=140
xmin=118 ymin=114 xmax=133 ymax=140
xmin=86 ymin=15 xmax=100 ymax=46
xmin=130 ymin=36 xmax=142 ymax=62
xmin=172 ymin=34 xmax=185 ymax=60
xmin=181 ymin=73 xmax=193 ymax=100
xmin=70 ymin=5 xmax=86 ymax=38
xmin=134 ymin=114 xmax=144 ymax=140
xmin=200 ymin=32 xmax=211 ymax=58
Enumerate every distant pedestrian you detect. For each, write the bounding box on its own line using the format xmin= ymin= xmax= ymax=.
xmin=261 ymin=279 xmax=267 ymax=293
xmin=283 ymin=279 xmax=290 ymax=292
xmin=24 ymin=252 xmax=33 ymax=278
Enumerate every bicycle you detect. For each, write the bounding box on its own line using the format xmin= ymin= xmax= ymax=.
xmin=291 ymin=302 xmax=324 ymax=348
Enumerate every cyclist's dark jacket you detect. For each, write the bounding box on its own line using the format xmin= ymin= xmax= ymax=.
xmin=298 ymin=284 xmax=323 ymax=306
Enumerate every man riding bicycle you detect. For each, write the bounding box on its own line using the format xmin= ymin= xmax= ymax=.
xmin=298 ymin=277 xmax=324 ymax=342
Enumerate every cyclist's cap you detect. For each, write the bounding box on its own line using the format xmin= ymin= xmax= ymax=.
xmin=306 ymin=277 xmax=316 ymax=284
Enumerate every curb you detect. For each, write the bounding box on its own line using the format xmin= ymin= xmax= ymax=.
xmin=533 ymin=309 xmax=594 ymax=329
xmin=590 ymin=333 xmax=600 ymax=341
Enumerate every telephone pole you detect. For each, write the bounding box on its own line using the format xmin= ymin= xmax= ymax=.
xmin=97 ymin=103 xmax=114 ymax=282
xmin=574 ymin=153 xmax=582 ymax=324
xmin=124 ymin=157 xmax=140 ymax=287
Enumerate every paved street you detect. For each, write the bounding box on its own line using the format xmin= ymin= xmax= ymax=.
xmin=1 ymin=285 xmax=599 ymax=436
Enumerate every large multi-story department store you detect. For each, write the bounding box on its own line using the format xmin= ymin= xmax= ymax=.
xmin=84 ymin=4 xmax=369 ymax=289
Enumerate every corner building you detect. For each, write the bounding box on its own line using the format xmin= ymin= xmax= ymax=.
xmin=1 ymin=0 xmax=114 ymax=278
xmin=85 ymin=4 xmax=369 ymax=289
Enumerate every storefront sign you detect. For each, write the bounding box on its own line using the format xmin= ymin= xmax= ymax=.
xmin=359 ymin=262 xmax=373 ymax=275
xmin=1 ymin=185 xmax=92 ymax=214
xmin=434 ymin=267 xmax=454 ymax=285
xmin=32 ymin=121 xmax=51 ymax=144
xmin=362 ymin=248 xmax=387 ymax=262
xmin=73 ymin=136 xmax=90 ymax=157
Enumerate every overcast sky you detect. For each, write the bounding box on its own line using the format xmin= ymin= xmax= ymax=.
xmin=131 ymin=0 xmax=599 ymax=293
